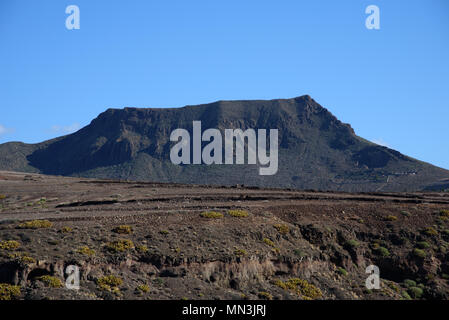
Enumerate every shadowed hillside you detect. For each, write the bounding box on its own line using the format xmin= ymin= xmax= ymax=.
xmin=1 ymin=95 xmax=448 ymax=192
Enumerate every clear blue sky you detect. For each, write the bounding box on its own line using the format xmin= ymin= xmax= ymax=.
xmin=1 ymin=0 xmax=448 ymax=169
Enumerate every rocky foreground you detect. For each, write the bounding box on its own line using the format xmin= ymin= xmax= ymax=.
xmin=1 ymin=171 xmax=449 ymax=300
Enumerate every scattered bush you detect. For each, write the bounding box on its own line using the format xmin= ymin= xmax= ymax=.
xmin=423 ymin=227 xmax=438 ymax=236
xmin=345 ymin=239 xmax=360 ymax=248
xmin=275 ymin=278 xmax=322 ymax=300
xmin=18 ymin=220 xmax=53 ymax=229
xmin=112 ymin=225 xmax=133 ymax=234
xmin=273 ymin=224 xmax=289 ymax=235
xmin=401 ymin=291 xmax=412 ymax=300
xmin=136 ymin=245 xmax=149 ymax=253
xmin=60 ymin=226 xmax=73 ymax=233
xmin=97 ymin=275 xmax=123 ymax=293
xmin=234 ymin=249 xmax=247 ymax=256
xmin=412 ymin=248 xmax=426 ymax=258
xmin=105 ymin=239 xmax=134 ymax=253
xmin=77 ymin=246 xmax=95 ymax=256
xmin=228 ymin=210 xmax=249 ymax=217
xmin=416 ymin=241 xmax=430 ymax=249
xmin=440 ymin=209 xmax=449 ymax=218
xmin=400 ymin=211 xmax=411 ymax=217
xmin=257 ymin=291 xmax=273 ymax=300
xmin=274 ymin=279 xmax=287 ymax=290
xmin=0 ymin=195 xmax=6 ymax=200
xmin=408 ymin=286 xmax=423 ymax=299
xmin=384 ymin=215 xmax=398 ymax=222
xmin=403 ymin=279 xmax=416 ymax=288
xmin=136 ymin=284 xmax=150 ymax=293
xmin=263 ymin=238 xmax=275 ymax=247
xmin=159 ymin=230 xmax=169 ymax=235
xmin=18 ymin=255 xmax=36 ymax=264
xmin=0 ymin=283 xmax=20 ymax=300
xmin=337 ymin=267 xmax=348 ymax=276
xmin=0 ymin=240 xmax=20 ymax=251
xmin=36 ymin=275 xmax=63 ymax=288
xmin=375 ymin=246 xmax=390 ymax=257
xmin=200 ymin=211 xmax=223 ymax=219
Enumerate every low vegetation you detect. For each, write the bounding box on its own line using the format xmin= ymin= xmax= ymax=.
xmin=136 ymin=284 xmax=150 ymax=293
xmin=234 ymin=249 xmax=247 ymax=256
xmin=35 ymin=275 xmax=63 ymax=288
xmin=273 ymin=224 xmax=289 ymax=235
xmin=200 ymin=211 xmax=223 ymax=219
xmin=105 ymin=239 xmax=134 ymax=253
xmin=77 ymin=246 xmax=95 ymax=256
xmin=257 ymin=291 xmax=273 ymax=300
xmin=263 ymin=238 xmax=275 ymax=247
xmin=112 ymin=225 xmax=133 ymax=234
xmin=18 ymin=220 xmax=53 ymax=229
xmin=97 ymin=275 xmax=123 ymax=293
xmin=0 ymin=240 xmax=20 ymax=251
xmin=228 ymin=210 xmax=249 ymax=217
xmin=0 ymin=283 xmax=21 ymax=300
xmin=275 ymin=278 xmax=322 ymax=300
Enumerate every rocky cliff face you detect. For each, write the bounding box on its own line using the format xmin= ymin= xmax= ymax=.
xmin=1 ymin=95 xmax=448 ymax=191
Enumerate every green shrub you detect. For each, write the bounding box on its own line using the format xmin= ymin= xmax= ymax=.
xmin=77 ymin=246 xmax=95 ymax=256
xmin=257 ymin=291 xmax=273 ymax=300
xmin=412 ymin=248 xmax=426 ymax=258
xmin=136 ymin=245 xmax=149 ymax=253
xmin=345 ymin=239 xmax=360 ymax=248
xmin=112 ymin=225 xmax=133 ymax=234
xmin=159 ymin=230 xmax=169 ymax=235
xmin=440 ymin=209 xmax=449 ymax=218
xmin=403 ymin=279 xmax=416 ymax=288
xmin=60 ymin=226 xmax=73 ymax=233
xmin=416 ymin=241 xmax=430 ymax=249
xmin=384 ymin=215 xmax=398 ymax=221
xmin=375 ymin=246 xmax=390 ymax=257
xmin=0 ymin=283 xmax=20 ymax=300
xmin=97 ymin=275 xmax=123 ymax=292
xmin=234 ymin=249 xmax=247 ymax=256
xmin=105 ymin=239 xmax=134 ymax=253
xmin=200 ymin=211 xmax=223 ymax=219
xmin=284 ymin=278 xmax=322 ymax=300
xmin=136 ymin=284 xmax=150 ymax=293
xmin=408 ymin=286 xmax=423 ymax=299
xmin=423 ymin=227 xmax=438 ymax=236
xmin=0 ymin=195 xmax=6 ymax=200
xmin=0 ymin=240 xmax=20 ymax=250
xmin=401 ymin=291 xmax=412 ymax=300
xmin=263 ymin=238 xmax=275 ymax=247
xmin=18 ymin=220 xmax=53 ymax=229
xmin=228 ymin=210 xmax=249 ymax=217
xmin=36 ymin=275 xmax=63 ymax=288
xmin=400 ymin=211 xmax=411 ymax=217
xmin=273 ymin=224 xmax=289 ymax=235
xmin=337 ymin=267 xmax=348 ymax=276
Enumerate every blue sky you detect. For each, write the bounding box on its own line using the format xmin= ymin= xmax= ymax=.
xmin=0 ymin=0 xmax=448 ymax=169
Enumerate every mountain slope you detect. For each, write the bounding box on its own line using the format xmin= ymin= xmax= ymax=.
xmin=1 ymin=95 xmax=448 ymax=191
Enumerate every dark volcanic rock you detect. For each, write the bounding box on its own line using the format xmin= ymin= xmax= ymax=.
xmin=0 ymin=95 xmax=448 ymax=192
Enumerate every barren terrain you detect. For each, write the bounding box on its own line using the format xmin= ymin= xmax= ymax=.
xmin=1 ymin=171 xmax=449 ymax=300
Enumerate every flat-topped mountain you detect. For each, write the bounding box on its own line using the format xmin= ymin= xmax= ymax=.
xmin=1 ymin=95 xmax=448 ymax=191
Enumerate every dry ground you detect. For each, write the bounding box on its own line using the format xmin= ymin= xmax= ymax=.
xmin=1 ymin=171 xmax=449 ymax=300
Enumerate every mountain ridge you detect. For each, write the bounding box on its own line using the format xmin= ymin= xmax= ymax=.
xmin=1 ymin=95 xmax=448 ymax=192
